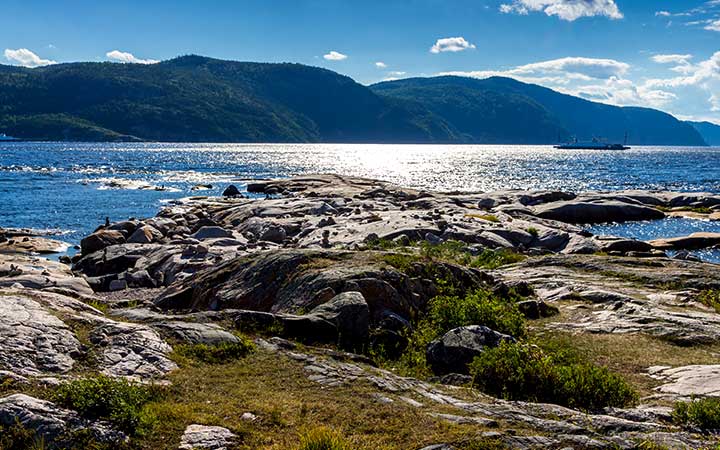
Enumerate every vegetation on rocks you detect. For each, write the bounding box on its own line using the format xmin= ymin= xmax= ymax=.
xmin=673 ymin=397 xmax=720 ymax=432
xmin=379 ymin=240 xmax=524 ymax=272
xmin=698 ymin=289 xmax=720 ymax=313
xmin=469 ymin=341 xmax=637 ymax=411
xmin=53 ymin=375 xmax=160 ymax=435
xmin=173 ymin=338 xmax=255 ymax=365
xmin=297 ymin=427 xmax=353 ymax=450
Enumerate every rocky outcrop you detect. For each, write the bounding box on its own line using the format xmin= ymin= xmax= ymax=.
xmin=426 ymin=326 xmax=513 ymax=375
xmin=534 ymin=199 xmax=665 ymax=224
xmin=179 ymin=424 xmax=237 ymax=450
xmin=649 ymin=232 xmax=720 ymax=250
xmin=80 ymin=229 xmax=126 ymax=255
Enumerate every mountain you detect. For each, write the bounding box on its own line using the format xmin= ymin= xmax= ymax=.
xmin=0 ymin=55 xmax=708 ymax=145
xmin=0 ymin=56 xmax=457 ymax=143
xmin=687 ymin=121 xmax=720 ymax=146
xmin=372 ymin=76 xmax=707 ymax=146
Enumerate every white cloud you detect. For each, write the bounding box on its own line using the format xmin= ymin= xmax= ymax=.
xmin=711 ymin=93 xmax=720 ymax=112
xmin=652 ymin=54 xmax=693 ymax=65
xmin=375 ymin=61 xmax=387 ymax=68
xmin=106 ymin=50 xmax=158 ymax=64
xmin=655 ymin=11 xmax=671 ymax=17
xmin=4 ymin=48 xmax=56 ymax=68
xmin=388 ymin=71 xmax=407 ymax=76
xmin=645 ymin=51 xmax=720 ymax=88
xmin=323 ymin=51 xmax=347 ymax=61
xmin=705 ymin=19 xmax=720 ymax=31
xmin=499 ymin=0 xmax=623 ymax=21
xmin=430 ymin=37 xmax=476 ymax=54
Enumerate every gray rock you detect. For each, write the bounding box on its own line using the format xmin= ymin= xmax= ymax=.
xmin=108 ymin=279 xmax=128 ymax=291
xmin=192 ymin=226 xmax=234 ymax=240
xmin=179 ymin=424 xmax=237 ymax=450
xmin=222 ymin=185 xmax=242 ymax=197
xmin=535 ymin=200 xmax=665 ymax=224
xmin=305 ymin=291 xmax=370 ymax=348
xmin=127 ymin=225 xmax=163 ymax=244
xmin=151 ymin=321 xmax=240 ymax=345
xmin=260 ymin=225 xmax=286 ymax=243
xmin=427 ymin=325 xmax=513 ymax=375
xmin=80 ymin=229 xmax=126 ymax=255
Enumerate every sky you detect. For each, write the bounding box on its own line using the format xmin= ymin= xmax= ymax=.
xmin=2 ymin=0 xmax=720 ymax=124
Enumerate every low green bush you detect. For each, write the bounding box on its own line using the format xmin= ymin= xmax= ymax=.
xmin=526 ymin=227 xmax=539 ymax=237
xmin=173 ymin=338 xmax=255 ymax=364
xmin=418 ymin=240 xmax=524 ymax=270
xmin=673 ymin=397 xmax=720 ymax=432
xmin=0 ymin=421 xmax=45 ymax=450
xmin=52 ymin=375 xmax=159 ymax=435
xmin=297 ymin=427 xmax=353 ymax=450
xmin=469 ymin=342 xmax=637 ymax=411
xmin=698 ymin=290 xmax=720 ymax=313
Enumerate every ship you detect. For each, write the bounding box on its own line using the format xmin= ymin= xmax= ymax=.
xmin=0 ymin=133 xmax=19 ymax=142
xmin=554 ymin=133 xmax=630 ymax=150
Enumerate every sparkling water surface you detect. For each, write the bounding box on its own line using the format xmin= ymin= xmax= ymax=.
xmin=2 ymin=142 xmax=720 ymax=247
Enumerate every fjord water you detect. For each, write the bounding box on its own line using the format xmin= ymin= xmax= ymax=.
xmin=2 ymin=142 xmax=720 ymax=247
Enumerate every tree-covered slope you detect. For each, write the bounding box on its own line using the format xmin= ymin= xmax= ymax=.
xmin=373 ymin=76 xmax=707 ymax=146
xmin=688 ymin=121 xmax=720 ymax=146
xmin=0 ymin=56 xmax=456 ymax=143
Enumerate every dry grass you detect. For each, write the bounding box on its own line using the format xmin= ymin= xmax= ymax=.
xmin=532 ymin=331 xmax=720 ymax=400
xmin=135 ymin=351 xmax=499 ymax=450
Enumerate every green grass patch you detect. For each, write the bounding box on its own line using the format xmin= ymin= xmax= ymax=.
xmin=526 ymin=227 xmax=539 ymax=238
xmin=173 ymin=339 xmax=255 ymax=365
xmin=673 ymin=397 xmax=720 ymax=432
xmin=52 ymin=375 xmax=160 ymax=436
xmin=297 ymin=427 xmax=353 ymax=450
xmin=465 ymin=213 xmax=500 ymax=223
xmin=698 ymin=290 xmax=720 ymax=313
xmin=469 ymin=342 xmax=637 ymax=411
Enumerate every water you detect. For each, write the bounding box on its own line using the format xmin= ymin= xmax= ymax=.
xmin=2 ymin=142 xmax=720 ymax=246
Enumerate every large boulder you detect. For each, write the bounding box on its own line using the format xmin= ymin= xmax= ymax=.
xmin=179 ymin=424 xmax=237 ymax=450
xmin=127 ymin=225 xmax=163 ymax=244
xmin=426 ymin=326 xmax=513 ymax=375
xmin=192 ymin=226 xmax=234 ymax=240
xmin=306 ymin=291 xmax=369 ymax=347
xmin=80 ymin=229 xmax=126 ymax=255
xmin=534 ymin=200 xmax=665 ymax=224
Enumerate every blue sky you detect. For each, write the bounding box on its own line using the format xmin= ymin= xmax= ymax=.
xmin=2 ymin=0 xmax=720 ymax=123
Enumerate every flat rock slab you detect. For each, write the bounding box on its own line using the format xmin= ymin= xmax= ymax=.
xmin=0 ymin=292 xmax=82 ymax=376
xmin=649 ymin=232 xmax=720 ymax=250
xmin=0 ymin=236 xmax=69 ymax=255
xmin=179 ymin=424 xmax=237 ymax=450
xmin=649 ymin=365 xmax=720 ymax=398
xmin=0 ymin=253 xmax=93 ymax=296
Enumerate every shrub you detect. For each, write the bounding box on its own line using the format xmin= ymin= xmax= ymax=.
xmin=418 ymin=240 xmax=524 ymax=270
xmin=698 ymin=290 xmax=720 ymax=313
xmin=173 ymin=339 xmax=255 ymax=364
xmin=469 ymin=342 xmax=637 ymax=411
xmin=297 ymin=427 xmax=353 ymax=450
xmin=427 ymin=289 xmax=526 ymax=338
xmin=52 ymin=375 xmax=159 ymax=435
xmin=673 ymin=397 xmax=720 ymax=432
xmin=526 ymin=227 xmax=539 ymax=238
xmin=0 ymin=421 xmax=45 ymax=450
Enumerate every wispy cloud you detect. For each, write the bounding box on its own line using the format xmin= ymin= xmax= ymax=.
xmin=375 ymin=61 xmax=387 ymax=68
xmin=4 ymin=48 xmax=56 ymax=68
xmin=651 ymin=54 xmax=693 ymax=64
xmin=655 ymin=11 xmax=671 ymax=17
xmin=705 ymin=19 xmax=720 ymax=31
xmin=106 ymin=50 xmax=158 ymax=64
xmin=499 ymin=0 xmax=623 ymax=21
xmin=323 ymin=51 xmax=347 ymax=61
xmin=430 ymin=37 xmax=476 ymax=54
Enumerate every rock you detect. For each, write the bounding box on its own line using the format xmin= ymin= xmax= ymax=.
xmin=108 ymin=279 xmax=128 ymax=291
xmin=534 ymin=200 xmax=665 ymax=224
xmin=80 ymin=229 xmax=126 ymax=256
xmin=649 ymin=232 xmax=720 ymax=250
xmin=304 ymin=291 xmax=370 ymax=349
xmin=599 ymin=238 xmax=653 ymax=253
xmin=259 ymin=225 xmax=286 ymax=243
xmin=192 ymin=226 xmax=234 ymax=240
xmin=127 ymin=225 xmax=163 ymax=244
xmin=426 ymin=326 xmax=513 ymax=375
xmin=179 ymin=424 xmax=237 ymax=450
xmin=222 ymin=185 xmax=242 ymax=197
xmin=650 ymin=365 xmax=720 ymax=399
xmin=0 ymin=394 xmax=125 ymax=446
xmin=0 ymin=236 xmax=69 ymax=255
xmin=151 ymin=321 xmax=241 ymax=345
xmin=517 ymin=300 xmax=559 ymax=319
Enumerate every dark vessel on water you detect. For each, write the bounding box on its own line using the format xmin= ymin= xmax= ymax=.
xmin=555 ymin=133 xmax=630 ymax=150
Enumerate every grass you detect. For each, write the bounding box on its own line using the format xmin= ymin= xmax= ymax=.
xmin=469 ymin=341 xmax=637 ymax=411
xmin=130 ymin=351 xmax=499 ymax=449
xmin=698 ymin=290 xmax=720 ymax=313
xmin=673 ymin=397 xmax=720 ymax=432
xmin=465 ymin=214 xmax=500 ymax=223
xmin=297 ymin=427 xmax=353 ymax=450
xmin=526 ymin=227 xmax=539 ymax=238
xmin=532 ymin=332 xmax=720 ymax=400
xmin=52 ymin=375 xmax=160 ymax=436
xmin=172 ymin=339 xmax=255 ymax=365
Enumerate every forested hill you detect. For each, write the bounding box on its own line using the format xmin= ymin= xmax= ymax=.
xmin=371 ymin=76 xmax=707 ymax=146
xmin=0 ymin=55 xmax=708 ymax=145
xmin=688 ymin=121 xmax=720 ymax=146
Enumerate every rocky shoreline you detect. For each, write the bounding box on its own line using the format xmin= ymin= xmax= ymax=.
xmin=2 ymin=174 xmax=720 ymax=449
